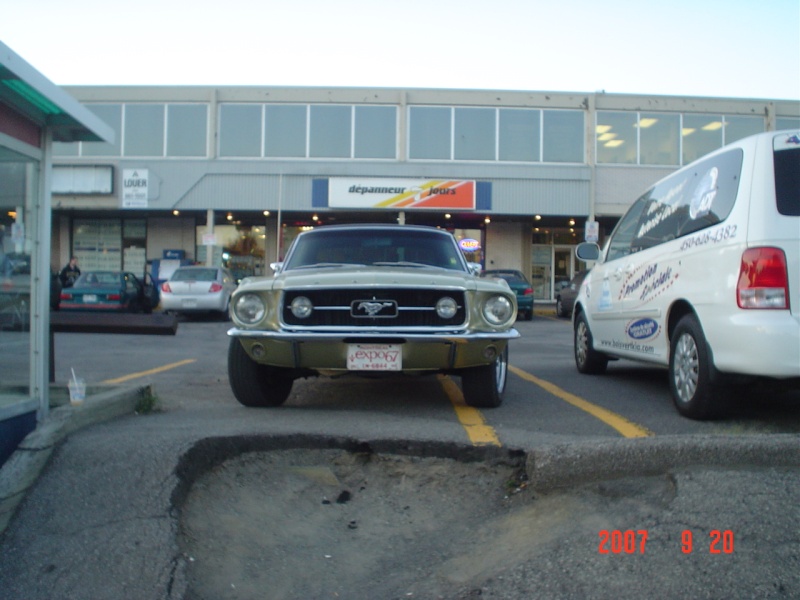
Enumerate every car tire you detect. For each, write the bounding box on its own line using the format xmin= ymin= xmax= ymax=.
xmin=524 ymin=309 xmax=533 ymax=321
xmin=574 ymin=311 xmax=608 ymax=374
xmin=227 ymin=338 xmax=293 ymax=407
xmin=556 ymin=298 xmax=567 ymax=318
xmin=460 ymin=345 xmax=508 ymax=408
xmin=669 ymin=314 xmax=723 ymax=420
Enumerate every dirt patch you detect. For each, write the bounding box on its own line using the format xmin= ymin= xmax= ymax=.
xmin=178 ymin=448 xmax=533 ymax=599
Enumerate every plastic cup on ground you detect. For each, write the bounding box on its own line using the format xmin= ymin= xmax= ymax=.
xmin=68 ymin=378 xmax=86 ymax=406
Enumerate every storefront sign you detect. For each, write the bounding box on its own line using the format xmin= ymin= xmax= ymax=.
xmin=122 ymin=169 xmax=149 ymax=208
xmin=459 ymin=238 xmax=480 ymax=251
xmin=585 ymin=220 xmax=599 ymax=242
xmin=328 ymin=178 xmax=476 ymax=210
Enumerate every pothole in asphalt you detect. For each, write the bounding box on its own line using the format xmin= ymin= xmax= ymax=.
xmin=174 ymin=437 xmax=681 ymax=600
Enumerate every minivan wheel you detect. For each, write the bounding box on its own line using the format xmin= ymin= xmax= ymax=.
xmin=228 ymin=338 xmax=294 ymax=407
xmin=574 ymin=312 xmax=608 ymax=374
xmin=669 ymin=314 xmax=721 ymax=420
xmin=461 ymin=345 xmax=508 ymax=408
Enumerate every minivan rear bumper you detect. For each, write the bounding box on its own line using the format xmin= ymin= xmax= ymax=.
xmin=705 ymin=310 xmax=800 ymax=379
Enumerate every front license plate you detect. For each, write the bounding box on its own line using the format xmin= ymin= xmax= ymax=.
xmin=347 ymin=344 xmax=402 ymax=371
xmin=83 ymin=294 xmax=97 ymax=303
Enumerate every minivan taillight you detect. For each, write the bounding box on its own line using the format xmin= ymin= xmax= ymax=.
xmin=737 ymin=247 xmax=789 ymax=309
xmin=161 ymin=282 xmax=172 ymax=293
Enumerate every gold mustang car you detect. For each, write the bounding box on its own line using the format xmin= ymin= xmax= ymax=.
xmin=227 ymin=224 xmax=520 ymax=408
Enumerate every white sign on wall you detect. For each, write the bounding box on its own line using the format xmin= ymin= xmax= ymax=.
xmin=122 ymin=169 xmax=149 ymax=208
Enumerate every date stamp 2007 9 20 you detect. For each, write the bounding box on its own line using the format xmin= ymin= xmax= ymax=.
xmin=598 ymin=530 xmax=734 ymax=555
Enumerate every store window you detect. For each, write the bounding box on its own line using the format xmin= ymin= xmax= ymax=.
xmin=724 ymin=115 xmax=763 ymax=144
xmin=265 ymin=105 xmax=307 ymax=158
xmin=682 ymin=114 xmax=723 ymax=164
xmin=543 ymin=110 xmax=584 ymax=162
xmin=777 ymin=116 xmax=800 ymax=130
xmin=597 ymin=111 xmax=637 ymax=164
xmin=499 ymin=109 xmax=540 ymax=162
xmin=0 ymin=159 xmax=38 ymax=395
xmin=124 ymin=104 xmax=165 ymax=156
xmin=219 ymin=104 xmax=262 ymax=157
xmin=454 ymin=108 xmax=495 ymax=160
xmin=167 ymin=104 xmax=208 ymax=157
xmin=309 ymin=105 xmax=351 ymax=158
xmin=354 ymin=106 xmax=396 ymax=159
xmin=409 ymin=106 xmax=451 ymax=159
xmin=639 ymin=112 xmax=680 ymax=165
xmin=81 ymin=104 xmax=122 ymax=157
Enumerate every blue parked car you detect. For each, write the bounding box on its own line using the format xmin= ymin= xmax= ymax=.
xmin=59 ymin=271 xmax=159 ymax=313
xmin=481 ymin=269 xmax=534 ymax=321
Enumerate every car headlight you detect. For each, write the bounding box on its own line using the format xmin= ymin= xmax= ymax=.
xmin=482 ymin=295 xmax=513 ymax=326
xmin=290 ymin=295 xmax=313 ymax=319
xmin=233 ymin=293 xmax=266 ymax=324
xmin=436 ymin=296 xmax=458 ymax=319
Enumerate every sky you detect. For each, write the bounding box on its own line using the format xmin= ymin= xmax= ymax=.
xmin=2 ymin=0 xmax=799 ymax=100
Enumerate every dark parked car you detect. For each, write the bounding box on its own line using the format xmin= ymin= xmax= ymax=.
xmin=480 ymin=269 xmax=533 ymax=320
xmin=59 ymin=271 xmax=159 ymax=313
xmin=555 ymin=270 xmax=588 ymax=318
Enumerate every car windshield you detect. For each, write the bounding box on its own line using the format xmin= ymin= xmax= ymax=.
xmin=484 ymin=272 xmax=526 ymax=284
xmin=75 ymin=272 xmax=120 ymax=286
xmin=284 ymin=229 xmax=467 ymax=272
xmin=172 ymin=268 xmax=218 ymax=282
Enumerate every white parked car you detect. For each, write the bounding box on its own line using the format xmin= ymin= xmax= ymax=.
xmin=573 ymin=130 xmax=800 ymax=419
xmin=160 ymin=266 xmax=237 ymax=318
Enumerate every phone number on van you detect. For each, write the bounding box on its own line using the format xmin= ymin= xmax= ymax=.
xmin=680 ymin=224 xmax=738 ymax=251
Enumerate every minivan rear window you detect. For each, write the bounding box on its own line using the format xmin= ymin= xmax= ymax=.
xmin=774 ymin=145 xmax=800 ymax=217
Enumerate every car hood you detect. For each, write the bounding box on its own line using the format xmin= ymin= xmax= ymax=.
xmin=236 ymin=265 xmax=508 ymax=293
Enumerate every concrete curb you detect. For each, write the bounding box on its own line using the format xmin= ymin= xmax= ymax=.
xmin=0 ymin=383 xmax=152 ymax=535
xmin=525 ymin=433 xmax=800 ymax=491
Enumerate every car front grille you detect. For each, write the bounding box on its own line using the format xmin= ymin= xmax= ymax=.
xmin=282 ymin=288 xmax=466 ymax=328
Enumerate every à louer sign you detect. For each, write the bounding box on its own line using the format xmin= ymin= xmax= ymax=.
xmin=328 ymin=178 xmax=476 ymax=210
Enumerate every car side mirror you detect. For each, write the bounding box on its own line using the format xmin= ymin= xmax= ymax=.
xmin=575 ymin=242 xmax=601 ymax=262
xmin=269 ymin=262 xmax=284 ymax=274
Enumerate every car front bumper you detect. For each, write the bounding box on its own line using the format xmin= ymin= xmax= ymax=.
xmin=228 ymin=327 xmax=520 ymax=372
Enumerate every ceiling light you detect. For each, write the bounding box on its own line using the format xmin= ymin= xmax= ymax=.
xmin=484 ymin=216 xmax=491 ymax=224
xmin=605 ymin=140 xmax=625 ymax=148
xmin=535 ymin=215 xmax=542 ymax=220
xmin=682 ymin=128 xmax=696 ymax=136
xmin=702 ymin=121 xmax=724 ymax=131
xmin=263 ymin=210 xmax=270 ymax=217
xmin=227 ymin=213 xmax=233 ymax=221
xmin=172 ymin=210 xmax=180 ymax=216
xmin=598 ymin=133 xmax=617 ymax=141
xmin=638 ymin=118 xmax=659 ymax=128
xmin=568 ymin=218 xmax=575 ymax=226
xmin=596 ymin=125 xmax=612 ymax=134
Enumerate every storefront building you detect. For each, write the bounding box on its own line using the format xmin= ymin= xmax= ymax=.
xmin=1 ymin=42 xmax=112 ymax=464
xmin=50 ymin=87 xmax=799 ymax=301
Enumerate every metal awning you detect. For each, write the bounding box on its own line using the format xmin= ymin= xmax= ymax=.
xmin=0 ymin=41 xmax=113 ymax=143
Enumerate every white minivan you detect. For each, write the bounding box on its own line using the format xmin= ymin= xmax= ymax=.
xmin=573 ymin=130 xmax=800 ymax=419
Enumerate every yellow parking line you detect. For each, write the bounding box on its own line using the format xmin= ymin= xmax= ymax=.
xmin=438 ymin=374 xmax=502 ymax=447
xmin=508 ymin=365 xmax=654 ymax=438
xmin=101 ymin=359 xmax=197 ymax=384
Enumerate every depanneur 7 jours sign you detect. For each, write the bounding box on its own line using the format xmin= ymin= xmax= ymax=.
xmin=328 ymin=178 xmax=476 ymax=210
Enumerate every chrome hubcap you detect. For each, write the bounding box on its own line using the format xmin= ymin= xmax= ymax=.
xmin=495 ymin=350 xmax=508 ymax=393
xmin=673 ymin=333 xmax=699 ymax=404
xmin=576 ymin=322 xmax=589 ymax=365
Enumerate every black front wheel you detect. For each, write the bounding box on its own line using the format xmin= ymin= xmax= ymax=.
xmin=460 ymin=345 xmax=508 ymax=408
xmin=574 ymin=312 xmax=608 ymax=374
xmin=669 ymin=314 xmax=723 ymax=420
xmin=228 ymin=338 xmax=294 ymax=407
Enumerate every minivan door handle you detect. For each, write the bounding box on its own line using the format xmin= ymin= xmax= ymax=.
xmin=613 ymin=267 xmax=624 ymax=281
